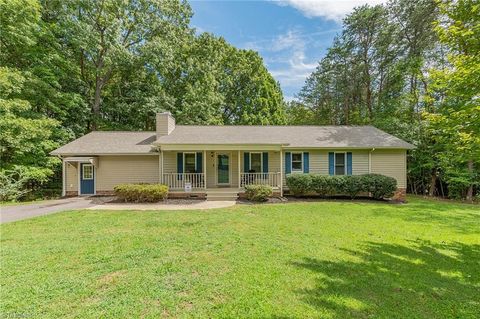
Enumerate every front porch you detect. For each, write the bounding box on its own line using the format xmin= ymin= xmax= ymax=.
xmin=159 ymin=149 xmax=284 ymax=197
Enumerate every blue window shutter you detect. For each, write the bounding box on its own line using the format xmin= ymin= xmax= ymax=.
xmin=328 ymin=152 xmax=334 ymax=175
xmin=177 ymin=153 xmax=183 ymax=180
xmin=303 ymin=152 xmax=309 ymax=173
xmin=347 ymin=152 xmax=352 ymax=175
xmin=262 ymin=152 xmax=268 ymax=173
xmin=244 ymin=152 xmax=250 ymax=172
xmin=177 ymin=153 xmax=183 ymax=173
xmin=196 ymin=152 xmax=202 ymax=173
xmin=285 ymin=152 xmax=291 ymax=174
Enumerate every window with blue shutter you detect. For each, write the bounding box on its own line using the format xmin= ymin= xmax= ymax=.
xmin=303 ymin=152 xmax=309 ymax=173
xmin=285 ymin=152 xmax=291 ymax=174
xmin=347 ymin=152 xmax=352 ymax=175
xmin=328 ymin=152 xmax=334 ymax=175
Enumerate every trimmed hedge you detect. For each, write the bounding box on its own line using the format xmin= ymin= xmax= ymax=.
xmin=245 ymin=185 xmax=273 ymax=202
xmin=114 ymin=184 xmax=168 ymax=202
xmin=286 ymin=173 xmax=397 ymax=199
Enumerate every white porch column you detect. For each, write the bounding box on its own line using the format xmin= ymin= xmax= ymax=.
xmin=203 ymin=150 xmax=207 ymax=189
xmin=280 ymin=150 xmax=283 ymax=197
xmin=238 ymin=150 xmax=241 ymax=188
xmin=160 ymin=151 xmax=164 ymax=184
xmin=62 ymin=158 xmax=66 ymax=197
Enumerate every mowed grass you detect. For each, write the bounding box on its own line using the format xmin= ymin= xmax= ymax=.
xmin=1 ymin=197 xmax=479 ymax=318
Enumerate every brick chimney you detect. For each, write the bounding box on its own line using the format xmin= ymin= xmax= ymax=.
xmin=156 ymin=112 xmax=175 ymax=138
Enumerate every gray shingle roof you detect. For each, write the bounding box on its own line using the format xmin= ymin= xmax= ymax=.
xmin=51 ymin=125 xmax=414 ymax=155
xmin=155 ymin=125 xmax=415 ymax=149
xmin=50 ymin=132 xmax=157 ymax=155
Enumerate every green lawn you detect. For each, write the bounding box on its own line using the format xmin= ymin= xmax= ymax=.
xmin=1 ymin=197 xmax=479 ymax=318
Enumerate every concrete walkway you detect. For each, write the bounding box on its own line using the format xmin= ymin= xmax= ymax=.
xmin=88 ymin=200 xmax=236 ymax=211
xmin=0 ymin=197 xmax=96 ymax=223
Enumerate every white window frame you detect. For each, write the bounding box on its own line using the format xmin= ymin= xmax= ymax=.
xmin=249 ymin=152 xmax=263 ymax=173
xmin=334 ymin=152 xmax=347 ymax=176
xmin=82 ymin=164 xmax=93 ymax=180
xmin=183 ymin=152 xmax=197 ymax=173
xmin=291 ymin=152 xmax=303 ymax=173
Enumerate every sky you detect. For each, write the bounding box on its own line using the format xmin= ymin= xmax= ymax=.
xmin=190 ymin=0 xmax=385 ymax=101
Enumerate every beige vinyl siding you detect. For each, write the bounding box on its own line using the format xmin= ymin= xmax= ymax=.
xmin=162 ymin=151 xmax=177 ymax=174
xmin=352 ymin=150 xmax=369 ymax=175
xmin=371 ymin=149 xmax=407 ymax=188
xmin=96 ymin=156 xmax=159 ymax=191
xmin=66 ymin=162 xmax=78 ymax=192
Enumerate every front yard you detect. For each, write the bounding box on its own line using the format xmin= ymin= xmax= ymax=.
xmin=1 ymin=197 xmax=479 ymax=318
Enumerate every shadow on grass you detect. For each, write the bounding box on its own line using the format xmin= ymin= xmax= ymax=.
xmin=371 ymin=200 xmax=480 ymax=235
xmin=292 ymin=241 xmax=480 ymax=318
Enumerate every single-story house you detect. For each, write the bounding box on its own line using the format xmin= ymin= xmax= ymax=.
xmin=51 ymin=112 xmax=414 ymax=200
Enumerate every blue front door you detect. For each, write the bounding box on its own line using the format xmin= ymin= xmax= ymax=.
xmin=80 ymin=163 xmax=95 ymax=195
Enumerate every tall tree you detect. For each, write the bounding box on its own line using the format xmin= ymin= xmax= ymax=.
xmin=51 ymin=0 xmax=193 ymax=130
xmin=426 ymin=0 xmax=480 ymax=200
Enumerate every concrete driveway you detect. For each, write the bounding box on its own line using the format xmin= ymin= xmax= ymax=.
xmin=0 ymin=197 xmax=96 ymax=224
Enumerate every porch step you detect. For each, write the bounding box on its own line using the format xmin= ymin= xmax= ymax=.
xmin=206 ymin=188 xmax=239 ymax=201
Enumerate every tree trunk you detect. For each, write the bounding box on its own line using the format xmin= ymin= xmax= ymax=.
xmin=429 ymin=170 xmax=436 ymax=197
xmin=91 ymin=76 xmax=103 ymax=131
xmin=466 ymin=160 xmax=474 ymax=201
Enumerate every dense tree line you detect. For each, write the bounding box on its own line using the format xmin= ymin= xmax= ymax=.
xmin=291 ymin=0 xmax=479 ymax=200
xmin=0 ymin=0 xmax=286 ymax=198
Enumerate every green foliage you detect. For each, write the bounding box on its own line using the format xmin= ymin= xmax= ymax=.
xmin=114 ymin=184 xmax=169 ymax=202
xmin=287 ymin=174 xmax=397 ymax=200
xmin=294 ymin=0 xmax=479 ymax=200
xmin=0 ymin=167 xmax=31 ymax=201
xmin=311 ymin=175 xmax=334 ymax=196
xmin=342 ymin=175 xmax=365 ymax=199
xmin=0 ymin=67 xmax=65 ymax=187
xmin=0 ymin=0 xmax=287 ymax=201
xmin=424 ymin=0 xmax=480 ymax=201
xmin=361 ymin=174 xmax=397 ymax=200
xmin=285 ymin=174 xmax=313 ymax=196
xmin=244 ymin=185 xmax=274 ymax=202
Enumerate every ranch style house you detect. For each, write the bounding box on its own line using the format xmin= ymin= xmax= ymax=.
xmin=51 ymin=112 xmax=414 ymax=201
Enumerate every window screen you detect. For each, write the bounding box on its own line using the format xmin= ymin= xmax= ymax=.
xmin=292 ymin=153 xmax=303 ymax=172
xmin=184 ymin=153 xmax=196 ymax=173
xmin=335 ymin=153 xmax=345 ymax=175
xmin=250 ymin=153 xmax=262 ymax=172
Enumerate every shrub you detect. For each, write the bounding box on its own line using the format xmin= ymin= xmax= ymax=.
xmin=361 ymin=174 xmax=397 ymax=199
xmin=0 ymin=168 xmax=31 ymax=201
xmin=342 ymin=175 xmax=365 ymax=199
xmin=311 ymin=175 xmax=333 ymax=196
xmin=245 ymin=185 xmax=273 ymax=202
xmin=286 ymin=174 xmax=312 ymax=196
xmin=330 ymin=176 xmax=347 ymax=195
xmin=114 ymin=184 xmax=168 ymax=202
xmin=287 ymin=173 xmax=397 ymax=200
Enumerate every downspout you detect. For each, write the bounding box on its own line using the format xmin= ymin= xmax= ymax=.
xmin=368 ymin=148 xmax=375 ymax=174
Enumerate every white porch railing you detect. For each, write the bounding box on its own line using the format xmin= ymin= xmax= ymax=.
xmin=241 ymin=172 xmax=281 ymax=188
xmin=162 ymin=173 xmax=205 ymax=190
